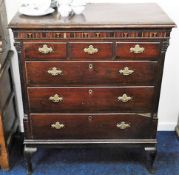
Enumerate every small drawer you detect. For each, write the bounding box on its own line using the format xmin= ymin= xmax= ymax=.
xmin=31 ymin=113 xmax=157 ymax=139
xmin=116 ymin=42 xmax=161 ymax=60
xmin=26 ymin=61 xmax=158 ymax=86
xmin=23 ymin=42 xmax=67 ymax=59
xmin=28 ymin=87 xmax=155 ymax=113
xmin=70 ymin=42 xmax=113 ymax=60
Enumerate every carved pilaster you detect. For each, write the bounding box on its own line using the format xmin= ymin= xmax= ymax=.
xmin=161 ymin=40 xmax=170 ymax=54
xmin=14 ymin=42 xmax=22 ymax=54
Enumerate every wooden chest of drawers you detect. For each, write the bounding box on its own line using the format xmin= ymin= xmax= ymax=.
xmin=9 ymin=3 xmax=176 ymax=174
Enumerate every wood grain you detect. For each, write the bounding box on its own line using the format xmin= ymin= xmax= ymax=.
xmin=116 ymin=42 xmax=161 ymax=60
xmin=24 ymin=42 xmax=67 ymax=59
xmin=31 ymin=113 xmax=158 ymax=139
xmin=26 ymin=61 xmax=158 ymax=86
xmin=9 ymin=3 xmax=176 ymax=29
xmin=28 ymin=87 xmax=155 ymax=113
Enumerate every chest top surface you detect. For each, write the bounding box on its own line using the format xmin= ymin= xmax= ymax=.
xmin=9 ymin=3 xmax=176 ymax=29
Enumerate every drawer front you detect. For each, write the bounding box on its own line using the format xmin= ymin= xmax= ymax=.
xmin=31 ymin=114 xmax=157 ymax=139
xmin=28 ymin=87 xmax=154 ymax=113
xmin=24 ymin=42 xmax=67 ymax=59
xmin=70 ymin=42 xmax=113 ymax=60
xmin=26 ymin=61 xmax=157 ymax=86
xmin=116 ymin=42 xmax=160 ymax=60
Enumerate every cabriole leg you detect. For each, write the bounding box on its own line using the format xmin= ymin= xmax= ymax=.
xmin=145 ymin=146 xmax=157 ymax=174
xmin=24 ymin=145 xmax=37 ymax=175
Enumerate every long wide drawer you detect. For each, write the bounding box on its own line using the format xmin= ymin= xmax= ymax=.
xmin=30 ymin=113 xmax=158 ymax=139
xmin=28 ymin=87 xmax=155 ymax=113
xmin=26 ymin=61 xmax=158 ymax=86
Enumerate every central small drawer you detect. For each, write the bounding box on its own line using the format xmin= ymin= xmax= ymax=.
xmin=26 ymin=61 xmax=158 ymax=86
xmin=69 ymin=42 xmax=113 ymax=59
xmin=28 ymin=87 xmax=155 ymax=113
xmin=30 ymin=113 xmax=157 ymax=139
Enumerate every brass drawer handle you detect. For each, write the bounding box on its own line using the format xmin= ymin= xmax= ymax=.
xmin=38 ymin=44 xmax=53 ymax=54
xmin=48 ymin=67 xmax=63 ymax=76
xmin=51 ymin=122 xmax=65 ymax=130
xmin=119 ymin=67 xmax=134 ymax=76
xmin=49 ymin=94 xmax=63 ymax=103
xmin=116 ymin=122 xmax=131 ymax=130
xmin=118 ymin=94 xmax=132 ymax=103
xmin=84 ymin=45 xmax=98 ymax=55
xmin=130 ymin=44 xmax=144 ymax=54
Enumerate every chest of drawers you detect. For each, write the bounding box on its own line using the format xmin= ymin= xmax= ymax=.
xmin=9 ymin=3 xmax=176 ymax=174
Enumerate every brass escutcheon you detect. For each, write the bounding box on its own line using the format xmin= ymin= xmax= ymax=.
xmin=116 ymin=122 xmax=131 ymax=130
xmin=49 ymin=94 xmax=63 ymax=103
xmin=89 ymin=64 xmax=93 ymax=70
xmin=84 ymin=45 xmax=98 ymax=55
xmin=119 ymin=67 xmax=134 ymax=76
xmin=51 ymin=122 xmax=65 ymax=130
xmin=118 ymin=94 xmax=132 ymax=103
xmin=89 ymin=89 xmax=93 ymax=95
xmin=130 ymin=44 xmax=144 ymax=54
xmin=38 ymin=44 xmax=53 ymax=54
xmin=48 ymin=67 xmax=63 ymax=76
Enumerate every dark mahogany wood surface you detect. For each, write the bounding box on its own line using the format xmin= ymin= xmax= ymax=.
xmin=70 ymin=42 xmax=113 ymax=59
xmin=24 ymin=42 xmax=67 ymax=59
xmin=9 ymin=3 xmax=176 ymax=29
xmin=31 ymin=113 xmax=157 ymax=139
xmin=28 ymin=87 xmax=154 ymax=113
xmin=26 ymin=61 xmax=158 ymax=86
xmin=116 ymin=42 xmax=161 ymax=59
xmin=9 ymin=3 xmax=176 ymax=174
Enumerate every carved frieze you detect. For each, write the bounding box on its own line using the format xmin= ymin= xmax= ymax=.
xmin=14 ymin=31 xmax=170 ymax=40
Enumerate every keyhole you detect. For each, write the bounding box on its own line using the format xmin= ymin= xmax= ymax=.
xmin=89 ymin=64 xmax=93 ymax=71
xmin=88 ymin=116 xmax=93 ymax=121
xmin=89 ymin=89 xmax=93 ymax=95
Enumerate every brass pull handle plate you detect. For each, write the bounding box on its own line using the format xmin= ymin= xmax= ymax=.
xmin=51 ymin=122 xmax=65 ymax=130
xmin=130 ymin=44 xmax=144 ymax=54
xmin=118 ymin=94 xmax=132 ymax=103
xmin=119 ymin=67 xmax=134 ymax=76
xmin=38 ymin=44 xmax=53 ymax=54
xmin=49 ymin=94 xmax=63 ymax=103
xmin=48 ymin=67 xmax=63 ymax=76
xmin=116 ymin=122 xmax=131 ymax=130
xmin=84 ymin=45 xmax=98 ymax=55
